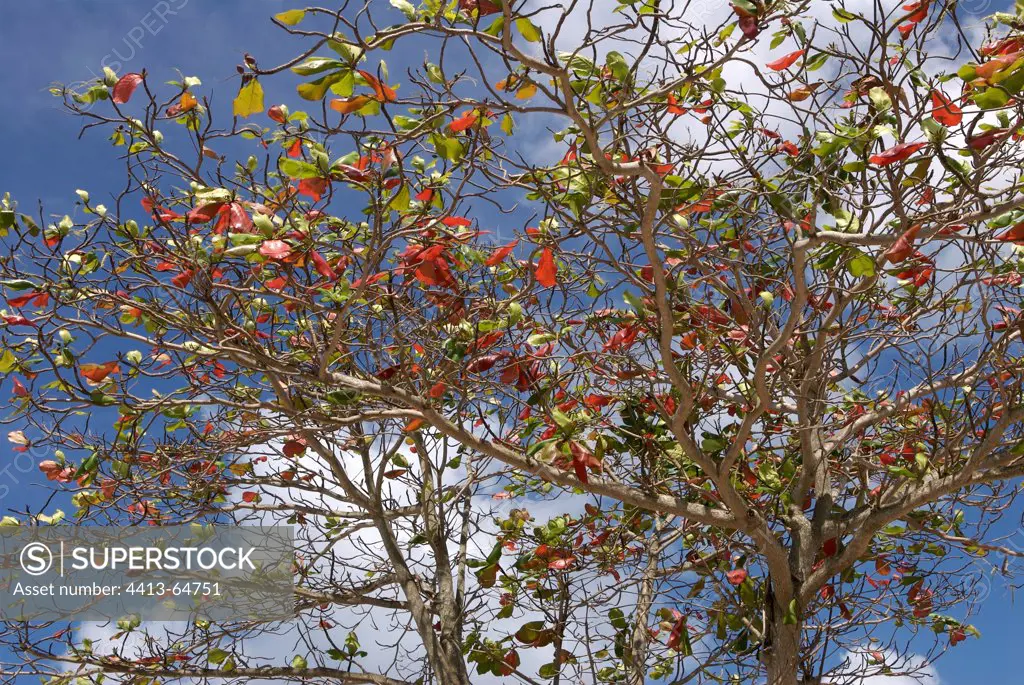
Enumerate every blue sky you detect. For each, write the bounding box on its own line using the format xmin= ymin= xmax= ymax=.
xmin=0 ymin=2 xmax=1022 ymax=683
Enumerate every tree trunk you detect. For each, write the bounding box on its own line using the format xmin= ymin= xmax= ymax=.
xmin=763 ymin=617 xmax=801 ymax=685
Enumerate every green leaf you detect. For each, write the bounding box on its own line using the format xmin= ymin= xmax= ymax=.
xmin=0 ymin=279 xmax=35 ymax=291
xmin=390 ymin=0 xmax=416 ymax=17
xmin=783 ymin=599 xmax=799 ymax=625
xmin=868 ymin=86 xmax=891 ymax=112
xmin=275 ymin=9 xmax=306 ymax=26
xmin=297 ymin=72 xmax=346 ymax=100
xmin=623 ymin=290 xmax=645 ymax=314
xmin=388 ymin=183 xmax=410 ymax=212
xmin=233 ymin=80 xmax=264 ymax=118
xmin=476 ymin=562 xmax=499 ymax=588
xmin=848 ymin=249 xmax=876 ymax=277
xmin=515 ymin=18 xmax=542 ymax=42
xmin=291 ymin=58 xmax=345 ymax=76
xmin=279 ymin=158 xmax=322 ymax=179
xmin=973 ymin=87 xmax=1010 ymax=110
xmin=539 ymin=663 xmax=560 ymax=679
xmin=804 ymin=52 xmax=829 ymax=72
xmin=832 ymin=7 xmax=857 ymax=23
xmin=208 ymin=648 xmax=229 ymax=665
xmin=0 ymin=350 xmax=17 ymax=374
xmin=290 ymin=655 xmax=308 ymax=670
xmin=606 ymin=52 xmax=630 ymax=82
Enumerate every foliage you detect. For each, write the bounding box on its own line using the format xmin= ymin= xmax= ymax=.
xmin=3 ymin=1 xmax=1024 ymax=684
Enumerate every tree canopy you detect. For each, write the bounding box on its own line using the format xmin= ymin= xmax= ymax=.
xmin=3 ymin=0 xmax=1024 ymax=684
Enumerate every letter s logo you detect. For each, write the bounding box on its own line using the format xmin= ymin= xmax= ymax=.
xmin=20 ymin=542 xmax=53 ymax=576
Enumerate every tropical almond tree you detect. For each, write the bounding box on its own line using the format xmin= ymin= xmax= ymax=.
xmin=3 ymin=0 xmax=1024 ymax=684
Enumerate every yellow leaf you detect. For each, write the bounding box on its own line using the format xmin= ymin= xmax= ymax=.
xmin=233 ymin=79 xmax=264 ymax=118
xmin=275 ymin=9 xmax=306 ymax=26
xmin=516 ymin=83 xmax=538 ymax=100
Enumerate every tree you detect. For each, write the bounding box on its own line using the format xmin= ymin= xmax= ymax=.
xmin=2 ymin=0 xmax=1024 ymax=683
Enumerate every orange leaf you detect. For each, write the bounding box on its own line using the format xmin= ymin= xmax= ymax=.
xmin=357 ymin=70 xmax=397 ymax=103
xmin=80 ymin=362 xmax=120 ymax=383
xmin=330 ymin=96 xmax=371 ymax=114
xmin=535 ymin=248 xmax=557 ymax=287
xmin=788 ymin=83 xmax=820 ymax=102
xmin=404 ymin=418 xmax=425 ymax=432
xmin=179 ymin=91 xmax=197 ymax=113
xmin=884 ymin=224 xmax=921 ymax=264
xmin=766 ymin=50 xmax=805 ymax=72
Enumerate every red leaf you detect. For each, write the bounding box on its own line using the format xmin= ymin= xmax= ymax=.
xmin=11 ymin=378 xmax=28 ymax=397
xmin=666 ymin=93 xmax=687 ymax=115
xmin=868 ymin=142 xmax=927 ymax=166
xmin=766 ymin=50 xmax=805 ymax=72
xmin=259 ymin=240 xmax=293 ymax=261
xmin=726 ymin=568 xmax=748 ymax=585
xmin=298 ymin=177 xmax=329 ymax=201
xmin=968 ymin=129 xmax=1005 ymax=150
xmin=7 ymin=292 xmax=42 ymax=308
xmin=778 ymin=141 xmax=800 ymax=157
xmin=187 ymin=203 xmax=224 ymax=224
xmin=569 ymin=441 xmax=591 ymax=484
xmin=884 ymin=224 xmax=921 ymax=264
xmin=216 ymin=203 xmax=253 ymax=233
xmin=930 ymin=90 xmax=962 ymax=126
xmin=485 ymin=239 xmax=519 ymax=266
xmin=458 ymin=0 xmax=501 ymax=15
xmin=903 ymin=0 xmax=929 ymax=23
xmin=822 ymin=537 xmax=838 ymax=557
xmin=171 ymin=270 xmax=194 ymax=288
xmin=283 ymin=438 xmax=307 ymax=457
xmin=414 ymin=259 xmax=455 ymax=287
xmin=267 ymin=105 xmax=287 ymax=124
xmin=466 ymin=353 xmax=504 ymax=373
xmin=547 ymin=557 xmax=574 ymax=571
xmin=997 ymin=221 xmax=1024 ymax=242
xmin=112 ymin=73 xmax=144 ymax=104
xmin=80 ymin=362 xmax=120 ymax=383
xmin=666 ymin=615 xmax=687 ymax=650
xmin=287 ymin=139 xmax=302 ymax=158
xmin=739 ymin=15 xmax=759 ymax=39
xmin=242 ymin=491 xmax=259 ymax=503
xmin=535 ymin=248 xmax=557 ymax=287
xmin=981 ymin=37 xmax=1024 ymax=57
xmin=310 ymin=251 xmax=337 ymax=280
xmin=428 ymin=382 xmax=447 ymax=398
xmin=450 ymin=110 xmax=479 ymax=133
